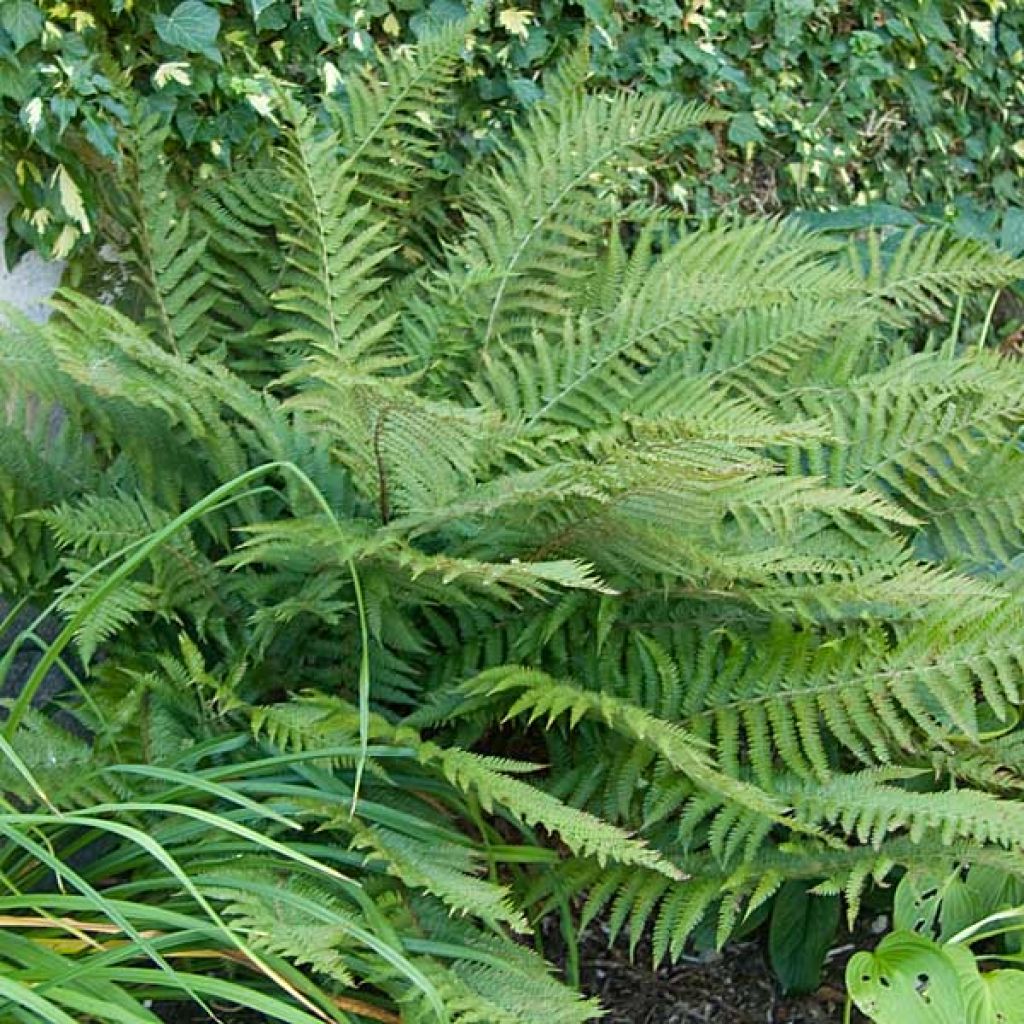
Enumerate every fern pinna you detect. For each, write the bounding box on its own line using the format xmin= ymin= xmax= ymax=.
xmin=2 ymin=20 xmax=1024 ymax=1018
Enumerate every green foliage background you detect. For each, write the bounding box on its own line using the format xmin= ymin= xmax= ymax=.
xmin=1 ymin=0 xmax=1022 ymax=260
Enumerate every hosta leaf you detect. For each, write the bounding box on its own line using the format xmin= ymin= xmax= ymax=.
xmin=847 ymin=932 xmax=963 ymax=1024
xmin=769 ymin=882 xmax=840 ymax=994
xmin=948 ymin=944 xmax=1024 ymax=1024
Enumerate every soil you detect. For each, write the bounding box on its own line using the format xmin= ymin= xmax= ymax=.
xmin=576 ymin=923 xmax=868 ymax=1023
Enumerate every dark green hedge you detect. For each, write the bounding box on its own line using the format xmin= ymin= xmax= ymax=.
xmin=2 ymin=0 xmax=1021 ymax=260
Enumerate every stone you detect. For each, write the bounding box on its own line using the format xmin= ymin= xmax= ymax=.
xmin=0 ymin=193 xmax=64 ymax=323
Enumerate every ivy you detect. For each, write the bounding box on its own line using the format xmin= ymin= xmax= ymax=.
xmin=1 ymin=0 xmax=1021 ymax=261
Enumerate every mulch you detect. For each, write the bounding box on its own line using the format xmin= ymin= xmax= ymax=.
xmin=576 ymin=922 xmax=867 ymax=1023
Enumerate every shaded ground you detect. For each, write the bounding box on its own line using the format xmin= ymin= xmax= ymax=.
xmin=154 ymin=1007 xmax=267 ymax=1023
xmin=577 ymin=925 xmax=866 ymax=1023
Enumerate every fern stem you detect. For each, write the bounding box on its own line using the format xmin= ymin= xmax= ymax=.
xmin=373 ymin=406 xmax=392 ymax=524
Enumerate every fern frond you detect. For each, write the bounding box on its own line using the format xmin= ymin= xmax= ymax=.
xmin=790 ymin=769 xmax=1024 ymax=850
xmin=121 ymin=115 xmax=216 ymax=356
xmin=193 ymin=166 xmax=285 ymax=360
xmin=333 ymin=21 xmax=469 ymax=212
xmin=418 ymin=743 xmax=681 ymax=877
xmin=448 ymin=93 xmax=721 ymax=349
xmin=274 ymin=106 xmax=397 ymax=357
xmin=460 ymin=666 xmax=794 ymax=826
xmin=352 ymin=825 xmax=529 ymax=932
xmin=850 ymin=228 xmax=1024 ymax=317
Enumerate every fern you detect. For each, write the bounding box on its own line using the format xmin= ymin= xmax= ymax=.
xmin=3 ymin=31 xmax=1024 ymax=1015
xmin=120 ymin=115 xmax=216 ymax=357
xmin=274 ymin=105 xmax=398 ymax=359
xmin=333 ymin=21 xmax=469 ymax=216
xmin=441 ymin=93 xmax=723 ymax=357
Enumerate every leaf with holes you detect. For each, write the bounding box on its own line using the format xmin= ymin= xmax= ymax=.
xmin=948 ymin=943 xmax=1024 ymax=1024
xmin=894 ymin=870 xmax=946 ymax=937
xmin=847 ymin=932 xmax=963 ymax=1024
xmin=894 ymin=868 xmax=984 ymax=942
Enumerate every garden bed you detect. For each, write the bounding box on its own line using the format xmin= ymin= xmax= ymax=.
xmin=576 ymin=928 xmax=866 ymax=1023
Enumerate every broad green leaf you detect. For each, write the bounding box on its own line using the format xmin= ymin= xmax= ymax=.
xmin=1 ymin=0 xmax=43 ymax=50
xmin=769 ymin=882 xmax=840 ymax=993
xmin=948 ymin=944 xmax=1024 ymax=1024
xmin=893 ymin=868 xmax=982 ymax=942
xmin=966 ymin=866 xmax=1024 ymax=952
xmin=154 ymin=1 xmax=220 ymax=55
xmin=894 ymin=869 xmax=946 ymax=936
xmin=1000 ymin=208 xmax=1024 ymax=257
xmin=727 ymin=112 xmax=764 ymax=146
xmin=847 ymin=932 xmax=963 ymax=1024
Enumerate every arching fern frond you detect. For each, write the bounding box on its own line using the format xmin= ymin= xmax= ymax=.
xmin=447 ymin=93 xmax=722 ymax=351
xmin=120 ymin=114 xmax=216 ymax=357
xmin=333 ymin=20 xmax=470 ymax=213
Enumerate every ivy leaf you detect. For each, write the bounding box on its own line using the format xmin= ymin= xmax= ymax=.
xmin=499 ymin=8 xmax=534 ymax=40
xmin=1000 ymin=208 xmax=1024 ymax=257
xmin=0 ymin=63 xmax=34 ymax=102
xmin=248 ymin=0 xmax=277 ymax=20
xmin=508 ymin=77 xmax=543 ymax=105
xmin=409 ymin=0 xmax=466 ymax=39
xmin=21 ymin=97 xmax=43 ymax=134
xmin=154 ymin=1 xmax=221 ymax=59
xmin=303 ymin=0 xmax=343 ymax=44
xmin=768 ymin=882 xmax=840 ymax=994
xmin=847 ymin=932 xmax=963 ymax=1024
xmin=727 ymin=112 xmax=764 ymax=146
xmin=1 ymin=1 xmax=44 ymax=51
xmin=55 ymin=165 xmax=90 ymax=234
xmin=82 ymin=110 xmax=118 ymax=160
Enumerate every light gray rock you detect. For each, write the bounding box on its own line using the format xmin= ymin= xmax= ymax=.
xmin=0 ymin=194 xmax=64 ymax=323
